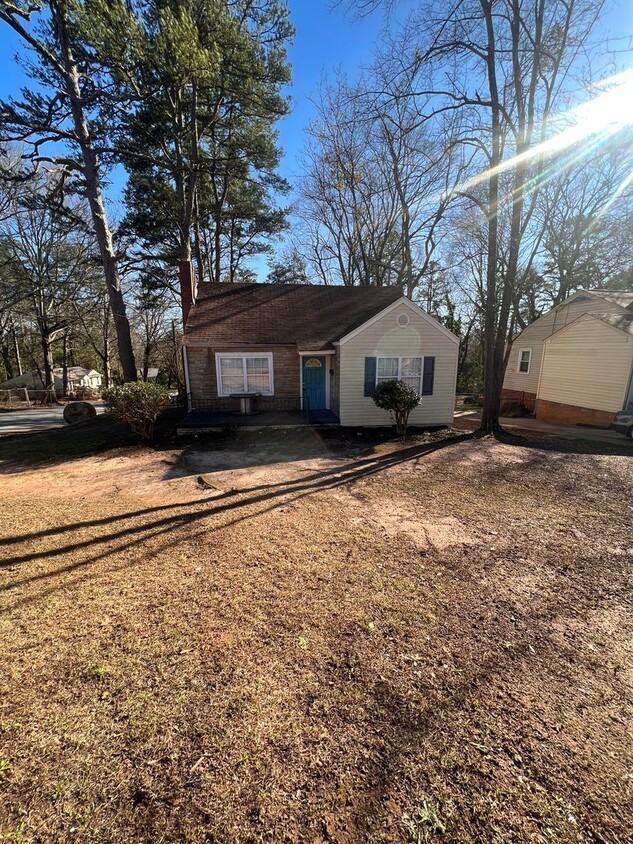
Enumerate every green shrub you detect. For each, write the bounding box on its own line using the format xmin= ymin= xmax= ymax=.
xmin=372 ymin=379 xmax=420 ymax=438
xmin=103 ymin=382 xmax=170 ymax=442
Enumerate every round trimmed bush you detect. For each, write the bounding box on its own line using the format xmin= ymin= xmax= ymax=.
xmin=372 ymin=379 xmax=420 ymax=438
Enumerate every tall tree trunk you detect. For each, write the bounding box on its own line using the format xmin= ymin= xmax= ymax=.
xmin=0 ymin=342 xmax=13 ymax=381
xmin=53 ymin=4 xmax=137 ymax=383
xmin=142 ymin=342 xmax=150 ymax=382
xmin=61 ymin=331 xmax=69 ymax=396
xmin=12 ymin=325 xmax=22 ymax=376
xmin=214 ymin=208 xmax=222 ymax=283
xmin=40 ymin=332 xmax=58 ymax=405
xmin=479 ymin=0 xmax=503 ymax=435
xmin=103 ymin=336 xmax=110 ymax=389
xmin=193 ymin=194 xmax=205 ymax=284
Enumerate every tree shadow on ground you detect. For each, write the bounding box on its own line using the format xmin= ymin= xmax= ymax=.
xmin=0 ymin=415 xmax=140 ymax=473
xmin=455 ymin=418 xmax=633 ymax=457
xmin=0 ymin=433 xmax=475 ymax=602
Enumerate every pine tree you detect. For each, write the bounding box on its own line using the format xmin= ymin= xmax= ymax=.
xmin=0 ymin=0 xmax=139 ymax=381
xmin=96 ymin=0 xmax=293 ymax=281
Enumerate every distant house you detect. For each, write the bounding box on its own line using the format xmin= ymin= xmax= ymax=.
xmin=137 ymin=367 xmax=160 ymax=381
xmin=53 ymin=367 xmax=102 ymax=392
xmin=0 ymin=370 xmax=61 ymax=392
xmin=502 ymin=289 xmax=633 ymax=426
xmin=0 ymin=367 xmax=102 ymax=394
xmin=180 ymin=281 xmax=459 ymax=427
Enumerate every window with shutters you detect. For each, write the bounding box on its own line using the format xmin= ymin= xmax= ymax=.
xmin=215 ymin=352 xmax=274 ymax=395
xmin=376 ymin=356 xmax=424 ymax=393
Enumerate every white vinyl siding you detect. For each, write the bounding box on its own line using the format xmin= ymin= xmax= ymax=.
xmin=338 ymin=302 xmax=458 ymax=427
xmin=539 ymin=316 xmax=633 ymax=412
xmin=215 ymin=352 xmax=273 ymax=396
xmin=503 ymin=293 xmax=630 ymax=395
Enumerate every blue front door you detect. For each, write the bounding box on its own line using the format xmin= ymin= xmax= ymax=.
xmin=302 ymin=356 xmax=327 ymax=410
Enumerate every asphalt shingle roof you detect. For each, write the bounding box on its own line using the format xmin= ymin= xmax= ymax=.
xmin=591 ymin=311 xmax=633 ymax=335
xmin=185 ymin=283 xmax=404 ymax=349
xmin=590 ymin=290 xmax=633 ymax=309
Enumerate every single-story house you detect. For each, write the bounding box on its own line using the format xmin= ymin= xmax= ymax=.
xmin=181 ymin=279 xmax=459 ymax=428
xmin=137 ymin=367 xmax=160 ymax=382
xmin=0 ymin=370 xmax=61 ymax=392
xmin=53 ymin=367 xmax=102 ymax=391
xmin=0 ymin=367 xmax=102 ymax=394
xmin=503 ymin=289 xmax=633 ymax=425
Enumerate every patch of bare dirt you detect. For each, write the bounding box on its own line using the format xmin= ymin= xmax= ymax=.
xmin=1 ymin=427 xmax=632 ymax=844
xmin=369 ymin=496 xmax=480 ymax=549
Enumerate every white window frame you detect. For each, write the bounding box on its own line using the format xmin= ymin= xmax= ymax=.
xmin=215 ymin=352 xmax=274 ymax=396
xmin=376 ymin=356 xmax=424 ymax=394
xmin=517 ymin=347 xmax=532 ymax=375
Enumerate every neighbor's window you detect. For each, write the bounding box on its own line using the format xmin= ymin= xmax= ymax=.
xmin=518 ymin=348 xmax=531 ymax=374
xmin=376 ymin=356 xmax=423 ymax=393
xmin=216 ymin=353 xmax=273 ymax=395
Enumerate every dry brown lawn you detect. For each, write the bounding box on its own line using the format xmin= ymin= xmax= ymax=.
xmin=0 ymin=419 xmax=631 ymax=844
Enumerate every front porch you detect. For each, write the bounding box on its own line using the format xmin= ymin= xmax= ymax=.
xmin=177 ymin=408 xmax=340 ymax=434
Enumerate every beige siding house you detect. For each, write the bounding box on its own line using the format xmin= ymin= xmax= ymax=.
xmin=338 ymin=299 xmax=458 ymax=427
xmin=502 ymin=290 xmax=633 ymax=425
xmin=179 ymin=282 xmax=459 ymax=430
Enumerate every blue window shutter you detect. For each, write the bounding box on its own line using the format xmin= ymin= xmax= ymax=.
xmin=364 ymin=357 xmax=377 ymax=396
xmin=422 ymin=356 xmax=435 ymax=395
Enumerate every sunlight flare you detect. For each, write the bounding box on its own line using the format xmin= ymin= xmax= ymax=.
xmin=459 ymin=67 xmax=633 ymax=199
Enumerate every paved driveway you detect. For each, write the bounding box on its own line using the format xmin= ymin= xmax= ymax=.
xmin=455 ymin=409 xmax=633 ymax=447
xmin=0 ymin=403 xmax=106 ymax=435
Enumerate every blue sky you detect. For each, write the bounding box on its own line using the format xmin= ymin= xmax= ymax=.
xmin=280 ymin=2 xmax=383 ymax=176
xmin=0 ymin=1 xmax=384 ymax=190
xmin=0 ymin=0 xmax=631 ymax=278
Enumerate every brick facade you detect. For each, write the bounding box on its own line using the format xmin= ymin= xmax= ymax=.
xmin=186 ymin=344 xmax=301 ymax=411
xmin=535 ymin=398 xmax=616 ymax=427
xmin=500 ymin=388 xmax=536 ymax=412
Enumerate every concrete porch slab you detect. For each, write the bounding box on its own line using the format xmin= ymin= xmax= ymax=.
xmin=177 ymin=409 xmax=340 ymax=434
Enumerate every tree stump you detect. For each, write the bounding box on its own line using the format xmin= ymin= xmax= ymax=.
xmin=63 ymin=401 xmax=97 ymax=425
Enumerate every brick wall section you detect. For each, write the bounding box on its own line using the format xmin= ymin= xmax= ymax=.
xmin=536 ymin=398 xmax=616 ymax=427
xmin=501 ymin=389 xmax=536 ymax=412
xmin=186 ymin=344 xmax=301 ymax=409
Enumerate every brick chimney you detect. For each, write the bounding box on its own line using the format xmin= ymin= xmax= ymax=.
xmin=179 ymin=260 xmax=197 ymax=327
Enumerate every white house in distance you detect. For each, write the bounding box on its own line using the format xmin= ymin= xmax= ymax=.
xmin=503 ymin=289 xmax=633 ymax=426
xmin=53 ymin=367 xmax=103 ymax=391
xmin=179 ymin=281 xmax=459 ymax=429
xmin=0 ymin=366 xmax=102 ymax=394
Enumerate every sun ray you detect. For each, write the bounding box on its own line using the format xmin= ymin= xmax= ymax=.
xmin=457 ymin=67 xmax=633 ymax=202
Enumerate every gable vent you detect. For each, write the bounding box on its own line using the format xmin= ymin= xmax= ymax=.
xmin=396 ymin=313 xmax=410 ymax=328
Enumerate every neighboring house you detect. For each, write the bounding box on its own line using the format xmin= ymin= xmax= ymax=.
xmin=52 ymin=367 xmax=103 ymax=392
xmin=503 ymin=289 xmax=633 ymax=426
xmin=0 ymin=367 xmax=102 ymax=393
xmin=181 ymin=281 xmax=459 ymax=427
xmin=0 ymin=370 xmax=63 ymax=392
xmin=137 ymin=367 xmax=160 ymax=381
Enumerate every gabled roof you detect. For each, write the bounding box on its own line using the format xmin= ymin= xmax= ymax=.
xmin=591 ymin=312 xmax=633 ymax=335
xmin=511 ymin=288 xmax=633 ymax=343
xmin=185 ymin=282 xmax=404 ymax=350
xmin=545 ymin=311 xmax=633 ymax=341
xmin=590 ymin=290 xmax=633 ymax=309
xmin=52 ymin=366 xmax=101 ymax=379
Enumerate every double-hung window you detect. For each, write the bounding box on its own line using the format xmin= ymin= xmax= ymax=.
xmin=216 ymin=353 xmax=274 ymax=396
xmin=518 ymin=348 xmax=531 ymax=374
xmin=376 ymin=356 xmax=423 ymax=393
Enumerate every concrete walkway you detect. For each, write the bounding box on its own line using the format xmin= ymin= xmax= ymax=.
xmin=0 ymin=403 xmax=106 ymax=435
xmin=455 ymin=409 xmax=632 ymax=447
